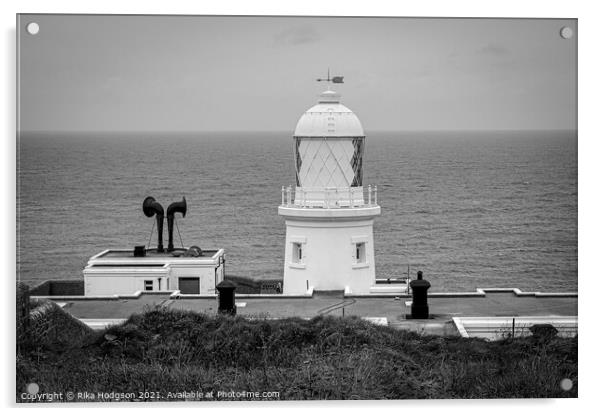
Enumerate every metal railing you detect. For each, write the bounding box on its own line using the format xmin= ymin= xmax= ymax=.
xmin=281 ymin=185 xmax=379 ymax=209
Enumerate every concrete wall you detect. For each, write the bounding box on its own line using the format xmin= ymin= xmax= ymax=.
xmin=30 ymin=280 xmax=85 ymax=296
xmin=283 ymin=218 xmax=376 ymax=294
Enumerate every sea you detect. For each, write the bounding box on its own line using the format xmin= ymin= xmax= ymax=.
xmin=17 ymin=130 xmax=577 ymax=292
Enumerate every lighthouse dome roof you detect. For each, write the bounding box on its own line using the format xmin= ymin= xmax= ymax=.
xmin=294 ymin=90 xmax=364 ymax=137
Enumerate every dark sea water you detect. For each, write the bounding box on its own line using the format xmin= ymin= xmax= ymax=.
xmin=17 ymin=130 xmax=577 ymax=292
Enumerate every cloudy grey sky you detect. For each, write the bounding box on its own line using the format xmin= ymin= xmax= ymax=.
xmin=18 ymin=15 xmax=576 ymax=132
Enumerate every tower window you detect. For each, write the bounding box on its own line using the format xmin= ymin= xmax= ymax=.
xmin=144 ymin=280 xmax=154 ymax=291
xmin=355 ymin=243 xmax=366 ymax=264
xmin=292 ymin=242 xmax=303 ymax=263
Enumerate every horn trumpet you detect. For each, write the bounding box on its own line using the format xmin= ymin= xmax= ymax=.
xmin=143 ymin=196 xmax=165 ymax=253
xmin=167 ymin=197 xmax=187 ymax=252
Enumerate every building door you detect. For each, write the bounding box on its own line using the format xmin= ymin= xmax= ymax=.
xmin=178 ymin=277 xmax=200 ymax=294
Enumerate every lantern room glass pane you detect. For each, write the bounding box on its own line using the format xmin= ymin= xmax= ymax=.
xmin=351 ymin=137 xmax=364 ymax=186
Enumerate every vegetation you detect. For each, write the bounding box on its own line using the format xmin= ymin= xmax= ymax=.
xmin=17 ymin=306 xmax=577 ymax=401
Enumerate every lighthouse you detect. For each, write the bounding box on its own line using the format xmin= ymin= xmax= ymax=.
xmin=279 ymin=76 xmax=381 ymax=295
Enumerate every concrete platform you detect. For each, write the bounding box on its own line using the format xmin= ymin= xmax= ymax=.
xmin=62 ymin=291 xmax=577 ymax=325
xmin=51 ymin=290 xmax=578 ymax=338
xmin=452 ymin=316 xmax=578 ymax=340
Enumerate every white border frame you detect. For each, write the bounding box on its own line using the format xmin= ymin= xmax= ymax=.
xmin=4 ymin=1 xmax=598 ymax=414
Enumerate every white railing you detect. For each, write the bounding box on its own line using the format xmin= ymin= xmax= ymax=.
xmin=281 ymin=185 xmax=379 ymax=209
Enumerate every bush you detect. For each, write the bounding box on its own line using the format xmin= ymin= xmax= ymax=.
xmin=16 ymin=308 xmax=578 ymax=401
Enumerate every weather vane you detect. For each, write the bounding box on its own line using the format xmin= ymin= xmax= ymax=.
xmin=316 ymin=68 xmax=344 ymax=84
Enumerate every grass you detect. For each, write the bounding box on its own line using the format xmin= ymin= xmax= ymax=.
xmin=16 ymin=306 xmax=577 ymax=401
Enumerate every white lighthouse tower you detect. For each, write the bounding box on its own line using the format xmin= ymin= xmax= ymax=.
xmin=279 ymin=77 xmax=381 ymax=295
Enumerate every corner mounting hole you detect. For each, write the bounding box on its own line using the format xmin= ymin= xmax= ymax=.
xmin=560 ymin=26 xmax=573 ymax=39
xmin=560 ymin=378 xmax=573 ymax=391
xmin=26 ymin=22 xmax=40 ymax=35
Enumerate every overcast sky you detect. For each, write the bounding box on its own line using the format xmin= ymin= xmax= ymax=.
xmin=18 ymin=15 xmax=576 ymax=132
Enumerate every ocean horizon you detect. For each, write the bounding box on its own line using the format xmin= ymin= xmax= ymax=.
xmin=17 ymin=129 xmax=577 ymax=292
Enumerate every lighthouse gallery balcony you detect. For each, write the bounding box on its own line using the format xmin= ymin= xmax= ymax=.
xmin=279 ymin=185 xmax=381 ymax=219
xmin=281 ymin=185 xmax=378 ymax=208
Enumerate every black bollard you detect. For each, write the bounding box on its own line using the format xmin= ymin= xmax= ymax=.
xmin=133 ymin=245 xmax=146 ymax=257
xmin=216 ymin=280 xmax=237 ymax=315
xmin=409 ymin=271 xmax=431 ymax=319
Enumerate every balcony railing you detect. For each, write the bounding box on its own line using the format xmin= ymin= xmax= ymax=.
xmin=281 ymin=185 xmax=378 ymax=209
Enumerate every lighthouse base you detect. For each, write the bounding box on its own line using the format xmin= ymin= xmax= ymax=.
xmin=278 ymin=205 xmax=380 ymax=295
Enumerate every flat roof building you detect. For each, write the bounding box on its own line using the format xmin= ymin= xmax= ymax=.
xmin=84 ymin=247 xmax=225 ymax=296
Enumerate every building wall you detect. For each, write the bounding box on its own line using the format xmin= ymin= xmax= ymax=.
xmin=84 ymin=261 xmax=225 ymax=296
xmin=282 ymin=218 xmax=376 ymax=294
xmin=84 ymin=271 xmax=166 ymax=296
xmin=168 ymin=264 xmax=223 ymax=294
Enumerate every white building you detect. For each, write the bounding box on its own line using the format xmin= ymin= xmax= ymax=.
xmin=83 ymin=247 xmax=225 ymax=296
xmin=278 ymin=88 xmax=382 ymax=295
